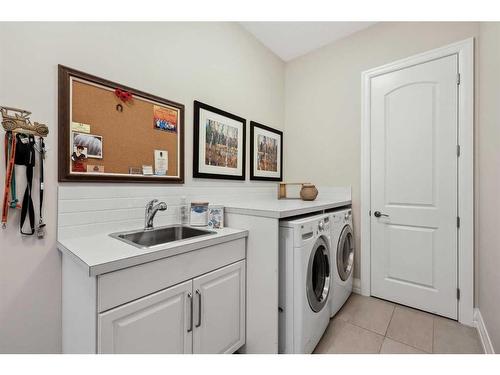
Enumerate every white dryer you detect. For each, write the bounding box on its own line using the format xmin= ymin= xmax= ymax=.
xmin=330 ymin=208 xmax=354 ymax=317
xmin=279 ymin=213 xmax=331 ymax=354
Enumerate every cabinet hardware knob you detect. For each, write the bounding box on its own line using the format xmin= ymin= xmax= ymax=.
xmin=187 ymin=293 xmax=193 ymax=332
xmin=195 ymin=289 xmax=202 ymax=328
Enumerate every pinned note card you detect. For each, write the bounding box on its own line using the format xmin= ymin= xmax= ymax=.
xmin=154 ymin=150 xmax=168 ymax=176
xmin=71 ymin=122 xmax=91 ymax=133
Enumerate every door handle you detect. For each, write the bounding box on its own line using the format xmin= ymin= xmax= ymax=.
xmin=195 ymin=289 xmax=202 ymax=328
xmin=187 ymin=292 xmax=193 ymax=332
xmin=374 ymin=211 xmax=389 ymax=218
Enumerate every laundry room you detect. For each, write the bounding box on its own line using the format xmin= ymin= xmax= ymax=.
xmin=1 ymin=1 xmax=500 ymax=374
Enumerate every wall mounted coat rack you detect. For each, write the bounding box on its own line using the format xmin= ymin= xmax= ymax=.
xmin=0 ymin=106 xmax=49 ymax=137
xmin=1 ymin=106 xmax=48 ymax=236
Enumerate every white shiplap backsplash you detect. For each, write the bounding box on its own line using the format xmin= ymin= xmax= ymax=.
xmin=57 ymin=184 xmax=351 ymax=239
xmin=57 ymin=183 xmax=277 ymax=238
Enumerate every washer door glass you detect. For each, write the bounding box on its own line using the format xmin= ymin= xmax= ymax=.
xmin=307 ymin=237 xmax=331 ymax=313
xmin=337 ymin=225 xmax=354 ymax=281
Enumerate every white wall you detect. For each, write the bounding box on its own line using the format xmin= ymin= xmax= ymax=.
xmin=284 ymin=22 xmax=480 ymax=279
xmin=3 ymin=21 xmax=498 ymax=354
xmin=0 ymin=22 xmax=284 ymax=353
xmin=478 ymin=22 xmax=500 ymax=352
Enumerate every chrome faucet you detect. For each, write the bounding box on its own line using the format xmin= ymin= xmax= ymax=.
xmin=144 ymin=199 xmax=167 ymax=230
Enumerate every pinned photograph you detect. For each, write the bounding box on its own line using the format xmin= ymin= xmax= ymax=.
xmin=71 ymin=145 xmax=87 ymax=161
xmin=153 ymin=105 xmax=178 ymax=133
xmin=87 ymin=165 xmax=105 ymax=173
xmin=72 ymin=132 xmax=103 ymax=159
xmin=71 ymin=145 xmax=87 ymax=172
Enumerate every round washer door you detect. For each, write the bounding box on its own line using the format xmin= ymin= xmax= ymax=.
xmin=306 ymin=236 xmax=331 ymax=313
xmin=337 ymin=225 xmax=354 ymax=281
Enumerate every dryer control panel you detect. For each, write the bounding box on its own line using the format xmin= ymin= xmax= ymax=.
xmin=331 ymin=209 xmax=352 ymax=223
xmin=280 ymin=212 xmax=332 ymax=246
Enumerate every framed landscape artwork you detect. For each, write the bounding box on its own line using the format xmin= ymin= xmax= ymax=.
xmin=250 ymin=121 xmax=283 ymax=181
xmin=193 ymin=101 xmax=246 ymax=180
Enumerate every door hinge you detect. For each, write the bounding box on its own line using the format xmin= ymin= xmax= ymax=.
xmin=457 ymin=216 xmax=460 ymax=228
xmin=457 ymin=73 xmax=461 ymax=85
xmin=457 ymin=288 xmax=461 ymax=300
xmin=457 ymin=145 xmax=461 ymax=157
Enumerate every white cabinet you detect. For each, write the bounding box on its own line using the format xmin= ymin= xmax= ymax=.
xmin=62 ymin=237 xmax=246 ymax=354
xmin=193 ymin=261 xmax=245 ymax=354
xmin=98 ymin=260 xmax=245 ymax=354
xmin=98 ymin=280 xmax=193 ymax=354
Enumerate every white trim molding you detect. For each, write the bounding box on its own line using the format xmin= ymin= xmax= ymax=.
xmin=352 ymin=278 xmax=361 ymax=295
xmin=360 ymin=38 xmax=475 ymax=325
xmin=474 ymin=309 xmax=495 ymax=354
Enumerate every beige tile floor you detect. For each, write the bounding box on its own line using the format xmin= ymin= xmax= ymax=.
xmin=314 ymin=294 xmax=484 ymax=354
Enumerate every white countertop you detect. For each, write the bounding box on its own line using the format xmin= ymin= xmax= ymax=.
xmin=58 ymin=226 xmax=248 ymax=276
xmin=57 ymin=187 xmax=350 ymax=276
xmin=225 ymin=196 xmax=351 ymax=218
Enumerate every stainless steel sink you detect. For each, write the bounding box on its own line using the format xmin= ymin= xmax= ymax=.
xmin=109 ymin=225 xmax=216 ymax=249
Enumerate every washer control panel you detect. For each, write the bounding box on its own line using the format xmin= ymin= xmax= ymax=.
xmin=298 ymin=216 xmax=330 ymax=241
xmin=344 ymin=210 xmax=352 ymax=221
xmin=318 ymin=217 xmax=330 ymax=233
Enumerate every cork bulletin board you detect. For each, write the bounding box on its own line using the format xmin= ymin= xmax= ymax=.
xmin=58 ymin=65 xmax=185 ymax=183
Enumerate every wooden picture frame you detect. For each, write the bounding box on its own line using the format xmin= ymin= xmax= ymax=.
xmin=193 ymin=100 xmax=246 ymax=180
xmin=58 ymin=65 xmax=185 ymax=183
xmin=250 ymin=121 xmax=283 ymax=181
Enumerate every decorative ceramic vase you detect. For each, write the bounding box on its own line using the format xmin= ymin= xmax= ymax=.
xmin=300 ymin=184 xmax=318 ymax=201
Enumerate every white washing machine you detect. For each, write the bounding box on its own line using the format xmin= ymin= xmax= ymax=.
xmin=329 ymin=208 xmax=354 ymax=317
xmin=279 ymin=213 xmax=331 ymax=354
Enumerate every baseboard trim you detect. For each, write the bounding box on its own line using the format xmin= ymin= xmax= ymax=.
xmin=474 ymin=308 xmax=495 ymax=354
xmin=352 ymin=278 xmax=361 ymax=295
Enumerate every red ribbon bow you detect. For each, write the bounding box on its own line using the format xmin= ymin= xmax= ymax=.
xmin=115 ymin=88 xmax=133 ymax=103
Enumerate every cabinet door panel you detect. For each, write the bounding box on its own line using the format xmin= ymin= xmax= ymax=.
xmin=98 ymin=280 xmax=193 ymax=354
xmin=193 ymin=261 xmax=245 ymax=354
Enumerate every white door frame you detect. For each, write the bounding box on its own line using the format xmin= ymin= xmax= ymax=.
xmin=360 ymin=38 xmax=474 ymax=326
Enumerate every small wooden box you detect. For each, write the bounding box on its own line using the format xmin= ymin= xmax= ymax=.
xmin=278 ymin=182 xmax=309 ymax=199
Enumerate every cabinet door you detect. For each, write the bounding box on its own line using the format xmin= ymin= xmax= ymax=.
xmin=98 ymin=280 xmax=193 ymax=354
xmin=193 ymin=260 xmax=246 ymax=354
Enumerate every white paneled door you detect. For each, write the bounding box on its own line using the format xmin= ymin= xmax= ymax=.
xmin=370 ymin=54 xmax=459 ymax=319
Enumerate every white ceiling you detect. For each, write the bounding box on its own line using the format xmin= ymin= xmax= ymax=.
xmin=240 ymin=22 xmax=376 ymax=62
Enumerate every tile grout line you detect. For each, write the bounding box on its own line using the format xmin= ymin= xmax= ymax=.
xmin=379 ymin=304 xmax=396 ymax=353
xmin=335 ymin=307 xmax=393 ymax=354
xmin=431 ymin=316 xmax=435 ymax=353
xmin=335 ymin=297 xmax=478 ymax=354
xmin=337 ymin=297 xmax=398 ymax=337
xmin=382 ymin=336 xmax=431 ymax=354
xmin=337 ymin=315 xmax=386 ymax=339
xmin=382 ymin=304 xmax=433 ymax=353
xmin=384 ymin=304 xmax=397 ymax=337
xmin=337 ymin=319 xmax=386 ymax=354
